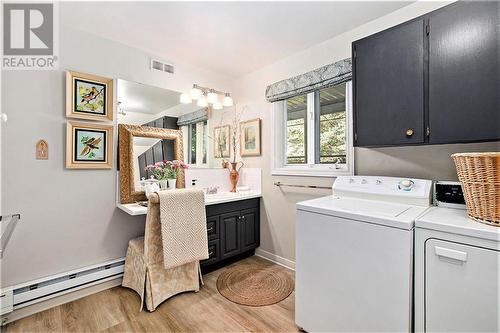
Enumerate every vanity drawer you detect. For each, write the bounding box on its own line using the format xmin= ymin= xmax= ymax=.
xmin=201 ymin=240 xmax=220 ymax=267
xmin=206 ymin=216 xmax=219 ymax=241
xmin=205 ymin=198 xmax=259 ymax=216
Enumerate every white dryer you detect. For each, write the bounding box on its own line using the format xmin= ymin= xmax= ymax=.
xmin=296 ymin=176 xmax=432 ymax=332
xmin=415 ymin=207 xmax=500 ymax=333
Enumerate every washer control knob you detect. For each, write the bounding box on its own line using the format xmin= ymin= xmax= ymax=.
xmin=398 ymin=179 xmax=415 ymax=191
xmin=400 ymin=180 xmax=412 ymax=188
xmin=349 ymin=178 xmax=354 ymax=183
xmin=361 ymin=179 xmax=368 ymax=184
xmin=376 ymin=179 xmax=382 ymax=185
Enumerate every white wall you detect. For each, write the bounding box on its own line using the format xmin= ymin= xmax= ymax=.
xmin=229 ymin=1 xmax=499 ymax=264
xmin=1 ymin=26 xmax=233 ymax=287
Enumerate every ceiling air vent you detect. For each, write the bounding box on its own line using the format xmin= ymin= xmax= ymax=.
xmin=150 ymin=58 xmax=174 ymax=74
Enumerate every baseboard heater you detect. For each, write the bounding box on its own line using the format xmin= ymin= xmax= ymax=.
xmin=1 ymin=258 xmax=125 ymax=315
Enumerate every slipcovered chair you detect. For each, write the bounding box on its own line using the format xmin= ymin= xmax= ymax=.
xmin=122 ymin=193 xmax=201 ymax=311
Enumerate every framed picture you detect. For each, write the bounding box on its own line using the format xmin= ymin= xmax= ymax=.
xmin=214 ymin=125 xmax=230 ymax=158
xmin=66 ymin=121 xmax=113 ymax=169
xmin=66 ymin=70 xmax=114 ymax=121
xmin=240 ymin=118 xmax=261 ymax=156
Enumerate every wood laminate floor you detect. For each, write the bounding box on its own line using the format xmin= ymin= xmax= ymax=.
xmin=5 ymin=256 xmax=298 ymax=333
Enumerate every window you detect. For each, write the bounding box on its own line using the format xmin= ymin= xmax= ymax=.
xmin=189 ymin=123 xmax=197 ymax=164
xmin=186 ymin=120 xmax=208 ymax=166
xmin=286 ymin=94 xmax=308 ymax=164
xmin=272 ymin=81 xmax=353 ymax=177
xmin=317 ymin=84 xmax=347 ymax=164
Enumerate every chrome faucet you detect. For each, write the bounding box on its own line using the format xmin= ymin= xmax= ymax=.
xmin=204 ymin=186 xmax=220 ymax=195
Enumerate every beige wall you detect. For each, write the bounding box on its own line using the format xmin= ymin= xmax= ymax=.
xmin=1 ymin=26 xmax=233 ymax=287
xmin=226 ymin=1 xmax=499 ymax=264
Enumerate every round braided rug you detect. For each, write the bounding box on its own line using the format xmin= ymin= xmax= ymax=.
xmin=216 ymin=263 xmax=294 ymax=306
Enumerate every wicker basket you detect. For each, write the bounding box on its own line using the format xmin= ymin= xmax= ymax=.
xmin=451 ymin=152 xmax=500 ymax=227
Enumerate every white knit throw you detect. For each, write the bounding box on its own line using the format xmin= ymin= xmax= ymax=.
xmin=158 ymin=189 xmax=209 ymax=269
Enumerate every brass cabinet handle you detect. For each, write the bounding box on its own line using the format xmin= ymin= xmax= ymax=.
xmin=406 ymin=128 xmax=414 ymax=137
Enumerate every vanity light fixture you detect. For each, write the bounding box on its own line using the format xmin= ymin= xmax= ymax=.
xmin=189 ymin=85 xmax=203 ymax=100
xmin=197 ymin=94 xmax=208 ymax=107
xmin=180 ymin=93 xmax=192 ymax=104
xmin=207 ymin=89 xmax=219 ymax=104
xmin=212 ymin=101 xmax=223 ymax=110
xmin=222 ymin=93 xmax=234 ymax=107
xmin=180 ymin=84 xmax=233 ymax=109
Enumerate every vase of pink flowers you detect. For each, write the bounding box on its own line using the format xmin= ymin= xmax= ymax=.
xmin=166 ymin=160 xmax=189 ymax=189
xmin=144 ymin=160 xmax=188 ymax=190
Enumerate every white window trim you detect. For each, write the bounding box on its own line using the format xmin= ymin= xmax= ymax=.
xmin=271 ymin=81 xmax=354 ymax=177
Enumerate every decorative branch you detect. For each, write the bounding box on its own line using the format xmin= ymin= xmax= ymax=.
xmin=230 ymin=104 xmax=246 ymax=163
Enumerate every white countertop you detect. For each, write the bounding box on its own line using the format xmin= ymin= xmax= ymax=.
xmin=415 ymin=207 xmax=500 ymax=242
xmin=117 ymin=191 xmax=262 ymax=216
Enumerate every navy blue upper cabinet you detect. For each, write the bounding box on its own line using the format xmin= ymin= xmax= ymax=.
xmin=353 ymin=1 xmax=500 ymax=147
xmin=428 ymin=1 xmax=500 ymax=144
xmin=353 ymin=19 xmax=425 ymax=147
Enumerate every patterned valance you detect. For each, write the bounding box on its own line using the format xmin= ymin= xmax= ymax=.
xmin=177 ymin=108 xmax=208 ymax=127
xmin=265 ymin=58 xmax=352 ymax=102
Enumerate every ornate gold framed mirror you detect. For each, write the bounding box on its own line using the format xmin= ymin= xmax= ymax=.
xmin=119 ymin=124 xmax=185 ymax=204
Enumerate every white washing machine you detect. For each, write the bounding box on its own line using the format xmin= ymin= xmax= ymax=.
xmin=295 ymin=176 xmax=432 ymax=332
xmin=415 ymin=207 xmax=500 ymax=333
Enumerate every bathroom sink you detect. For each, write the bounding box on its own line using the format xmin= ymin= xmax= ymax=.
xmin=205 ymin=192 xmax=237 ymax=200
xmin=204 ymin=191 xmax=255 ymax=203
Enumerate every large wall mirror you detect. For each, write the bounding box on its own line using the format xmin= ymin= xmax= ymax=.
xmin=117 ymin=79 xmax=209 ymax=203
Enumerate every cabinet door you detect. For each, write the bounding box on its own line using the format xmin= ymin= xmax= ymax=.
xmin=220 ymin=212 xmax=240 ymax=259
xmin=353 ymin=19 xmax=425 ymax=147
xmin=429 ymin=1 xmax=500 ymax=143
xmin=425 ymin=239 xmax=499 ymax=333
xmin=152 ymin=141 xmax=163 ymax=164
xmin=240 ymin=208 xmax=259 ymax=252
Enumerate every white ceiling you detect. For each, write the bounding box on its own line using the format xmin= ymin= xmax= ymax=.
xmin=61 ymin=2 xmax=412 ymax=78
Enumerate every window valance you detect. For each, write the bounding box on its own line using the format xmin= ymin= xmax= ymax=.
xmin=177 ymin=108 xmax=208 ymax=127
xmin=265 ymin=58 xmax=352 ymax=102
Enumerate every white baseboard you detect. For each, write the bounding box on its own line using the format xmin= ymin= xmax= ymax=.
xmin=255 ymin=248 xmax=295 ymax=271
xmin=3 ymin=277 xmax=123 ymax=325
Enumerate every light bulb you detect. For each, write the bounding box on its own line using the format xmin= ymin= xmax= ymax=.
xmin=190 ymin=86 xmax=202 ymax=100
xmin=222 ymin=93 xmax=233 ymax=107
xmin=207 ymin=90 xmax=219 ymax=104
xmin=197 ymin=95 xmax=208 ymax=107
xmin=180 ymin=93 xmax=192 ymax=104
xmin=212 ymin=101 xmax=223 ymax=110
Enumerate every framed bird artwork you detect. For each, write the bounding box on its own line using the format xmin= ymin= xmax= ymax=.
xmin=66 ymin=121 xmax=113 ymax=169
xmin=66 ymin=70 xmax=114 ymax=122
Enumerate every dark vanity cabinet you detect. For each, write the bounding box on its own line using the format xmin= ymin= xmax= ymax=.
xmin=201 ymin=198 xmax=260 ymax=269
xmin=353 ymin=1 xmax=499 ymax=147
